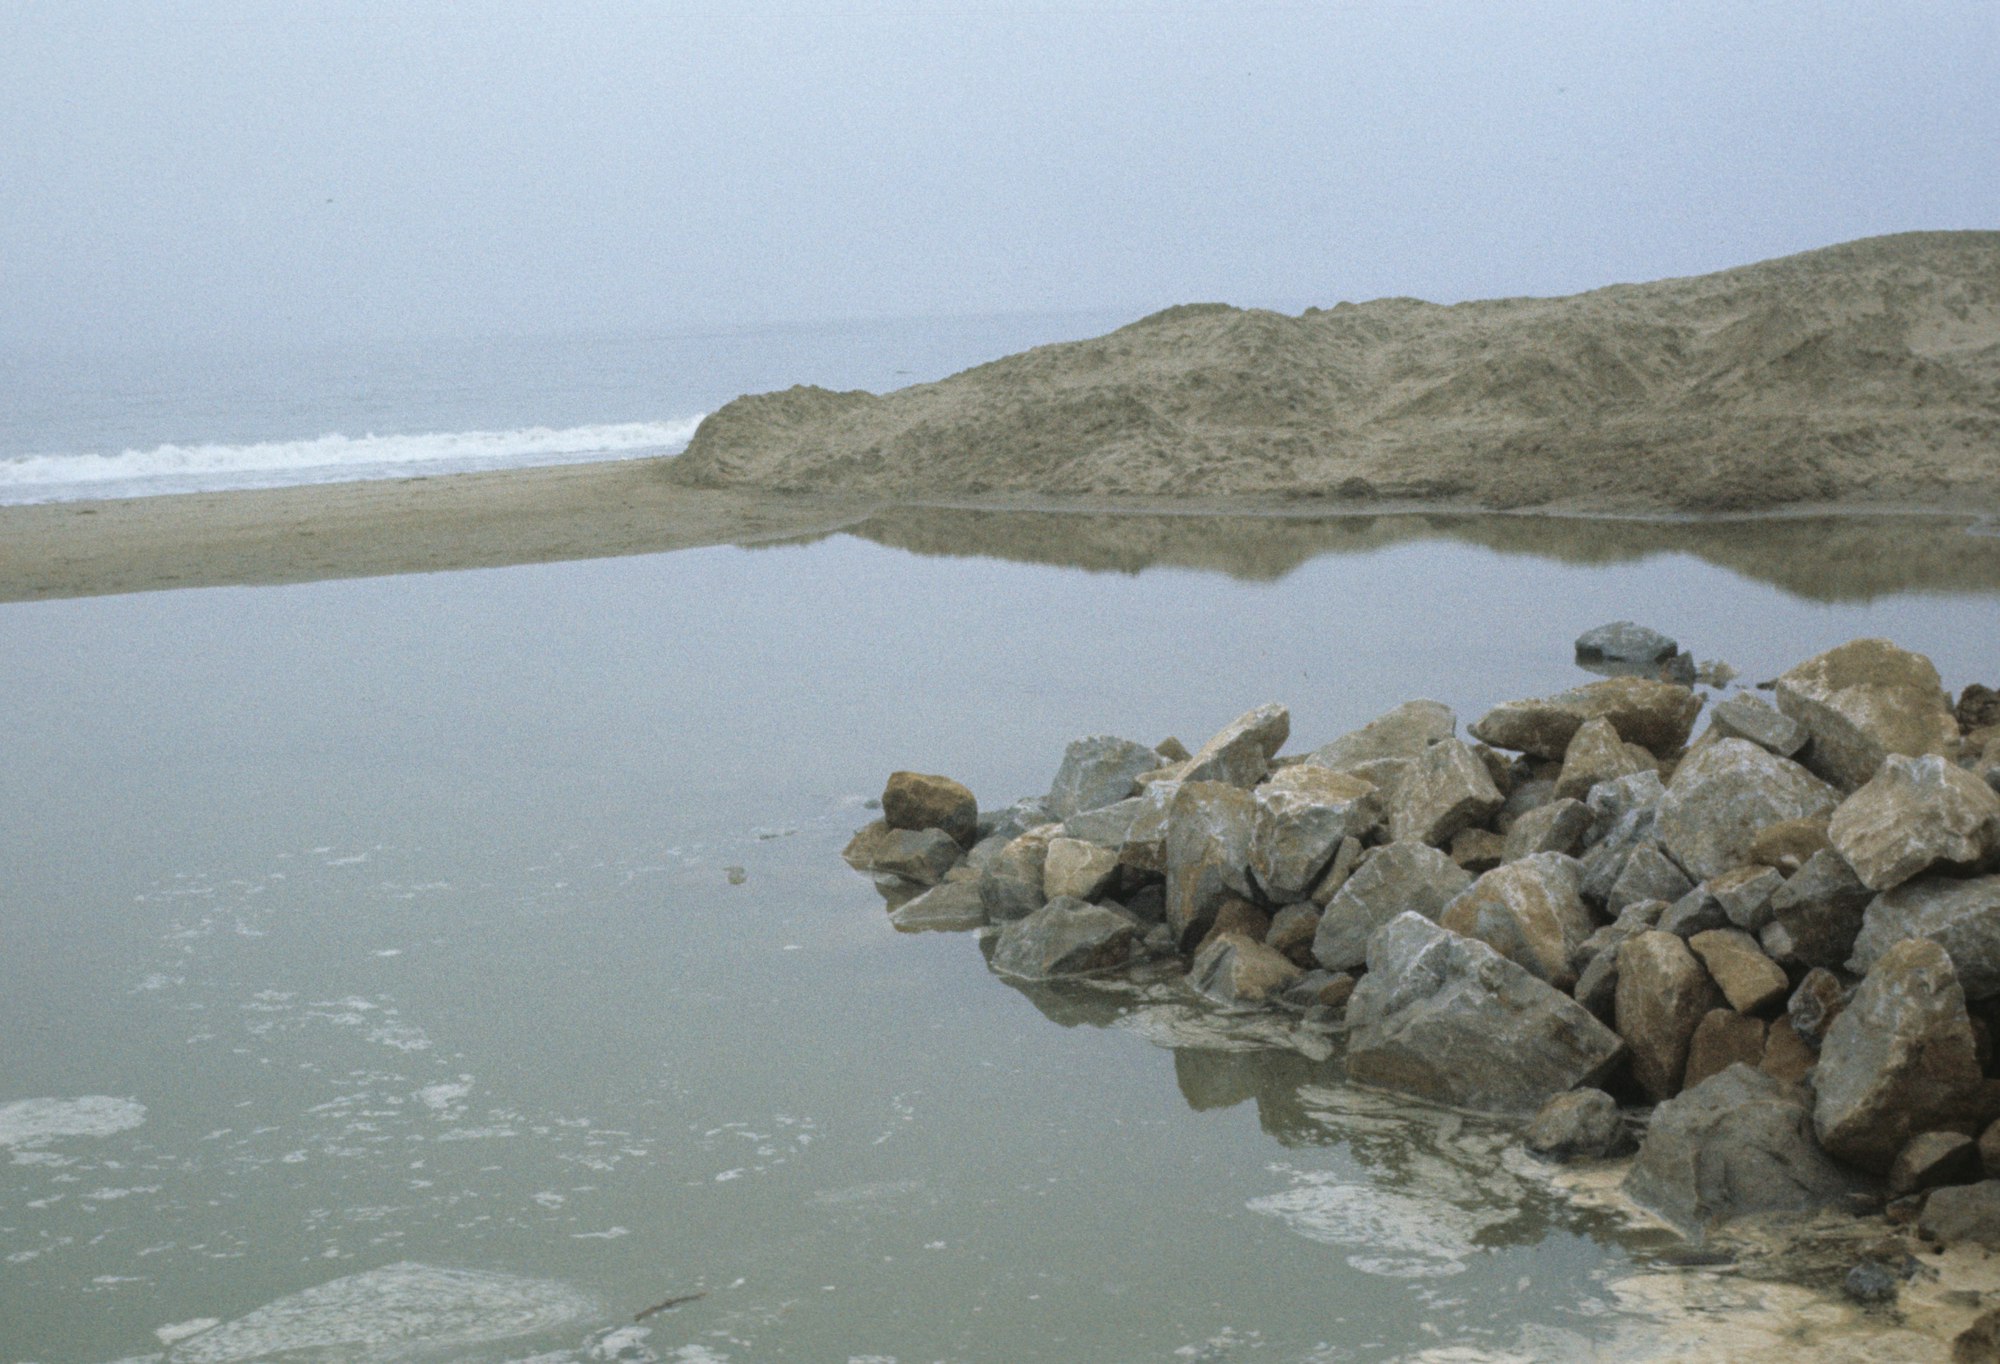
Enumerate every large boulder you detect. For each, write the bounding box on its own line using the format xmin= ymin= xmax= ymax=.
xmin=1683 ymin=1010 xmax=1769 ymax=1090
xmin=1710 ymin=693 xmax=1810 ymax=760
xmin=1042 ymin=837 xmax=1120 ymax=902
xmin=1762 ymin=848 xmax=1873 ymax=971
xmin=1623 ymin=1064 xmax=1865 ymax=1234
xmin=1501 ymin=796 xmax=1593 ymax=862
xmin=979 ymin=825 xmax=1058 ymax=921
xmin=1311 ymin=841 xmax=1473 ymax=973
xmin=1827 ymin=754 xmax=2000 ymax=892
xmin=1469 ymin=676 xmax=1703 ymax=761
xmin=1045 ymin=736 xmax=1162 ymax=820
xmin=1307 ymin=699 xmax=1455 ymax=771
xmin=843 ymin=821 xmax=962 ymax=886
xmin=1189 ymin=932 xmax=1305 ymax=1009
xmin=881 ymin=771 xmax=980 ymax=847
xmin=1655 ymin=739 xmax=1840 ymax=882
xmin=889 ymin=879 xmax=988 ymax=932
xmin=1772 ymin=638 xmax=1960 ymax=791
xmin=1112 ymin=781 xmax=1181 ymax=874
xmin=1061 ymin=795 xmax=1151 ymax=849
xmin=1554 ymin=717 xmax=1658 ymax=802
xmin=1248 ymin=766 xmax=1381 ymax=902
xmin=1848 ymin=873 xmax=2000 ymax=1003
xmin=1575 ymin=621 xmax=1680 ymax=671
xmin=1813 ymin=937 xmax=1986 ymax=1173
xmin=1388 ymin=737 xmax=1504 ymax=847
xmin=989 ymin=896 xmax=1137 ymax=979
xmin=1616 ymin=930 xmax=1726 ymax=1102
xmin=1344 ymin=913 xmax=1625 ymax=1115
xmin=1163 ymin=782 xmax=1257 ymax=951
xmin=1438 ymin=853 xmax=1595 ymax=991
xmin=1182 ymin=702 xmax=1290 ymax=788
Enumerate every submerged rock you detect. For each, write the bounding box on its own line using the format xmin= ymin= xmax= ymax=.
xmin=1526 ymin=1087 xmax=1627 ymax=1161
xmin=1574 ymin=621 xmax=1680 ymax=671
xmin=843 ymin=821 xmax=962 ymax=885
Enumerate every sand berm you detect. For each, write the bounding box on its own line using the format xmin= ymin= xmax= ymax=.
xmin=670 ymin=231 xmax=2000 ymax=515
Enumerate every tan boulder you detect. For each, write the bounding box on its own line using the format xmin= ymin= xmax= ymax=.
xmin=1470 ymin=676 xmax=1704 ymax=761
xmin=1440 ymin=853 xmax=1595 ymax=991
xmin=1616 ymin=930 xmax=1725 ymax=1102
xmin=1684 ymin=1009 xmax=1768 ymax=1090
xmin=1773 ymin=638 xmax=1960 ymax=791
xmin=1688 ymin=928 xmax=1790 ymax=1015
xmin=1554 ymin=716 xmax=1659 ymax=801
xmin=1182 ymin=702 xmax=1290 ymax=788
xmin=881 ymin=770 xmax=980 ymax=846
xmin=1827 ymin=753 xmax=2000 ymax=892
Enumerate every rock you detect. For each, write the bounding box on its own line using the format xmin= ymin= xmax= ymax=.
xmin=888 ymin=879 xmax=988 ymax=932
xmin=1470 ymin=676 xmax=1704 ymax=761
xmin=1112 ymin=781 xmax=1181 ymax=875
xmin=963 ymin=830 xmax=1014 ymax=876
xmin=1814 ymin=937 xmax=1986 ymax=1172
xmin=1155 ymin=735 xmax=1192 ymax=763
xmin=1388 ymin=737 xmax=1505 ymax=847
xmin=1189 ymin=932 xmax=1305 ymax=1008
xmin=1554 ymin=717 xmax=1659 ymax=801
xmin=1608 ymin=844 xmax=1695 ymax=915
xmin=989 ymin=896 xmax=1137 ymax=979
xmin=1688 ymin=929 xmax=1790 ymax=1015
xmin=1918 ymin=1181 xmax=2000 ymax=1250
xmin=1045 ymin=735 xmax=1162 ymax=820
xmin=979 ymin=825 xmax=1057 ymax=921
xmin=1182 ymin=702 xmax=1290 ymax=788
xmin=1956 ymin=1308 xmax=2000 ymax=1364
xmin=1309 ymin=835 xmax=1366 ymax=905
xmin=1195 ymin=897 xmax=1271 ymax=958
xmin=1122 ymin=882 xmax=1165 ymax=925
xmin=1683 ymin=1009 xmax=1768 ymax=1090
xmin=1657 ymin=886 xmax=1732 ymax=939
xmin=1761 ymin=1017 xmax=1817 ymax=1084
xmin=881 ymin=771 xmax=979 ymax=846
xmin=1248 ymin=766 xmax=1381 ymax=902
xmin=1526 ymin=1088 xmax=1627 ymax=1160
xmin=1308 ymin=699 xmax=1455 ymax=771
xmin=1282 ymin=969 xmax=1356 ymax=1012
xmin=1709 ymin=865 xmax=1786 ymax=932
xmin=1829 ymin=754 xmax=2000 ymax=892
xmin=1575 ymin=621 xmax=1680 ymax=670
xmin=1311 ymin=841 xmax=1474 ymax=973
xmin=1570 ymin=903 xmax=1664 ymax=1023
xmin=1496 ymin=773 xmax=1557 ymax=830
xmin=1773 ymin=638 xmax=1961 ymax=791
xmin=1710 ymin=693 xmax=1810 ymax=759
xmin=1573 ymin=948 xmax=1622 ymax=1024
xmin=1788 ymin=968 xmax=1851 ymax=1048
xmin=1163 ymin=783 xmax=1257 ymax=951
xmin=1265 ymin=903 xmax=1322 ymax=969
xmin=1578 ymin=773 xmax=1669 ymax=903
xmin=1623 ymin=1064 xmax=1864 ymax=1234
xmin=842 ymin=820 xmax=962 ymax=885
xmin=981 ymin=796 xmax=1054 ymax=847
xmin=1501 ymin=797 xmax=1593 ymax=861
xmin=1344 ymin=912 xmax=1625 ymax=1115
xmin=1448 ymin=827 xmax=1506 ymax=873
xmin=1764 ymin=848 xmax=1873 ymax=970
xmin=1655 ymin=738 xmax=1840 ymax=882
xmin=1439 ymin=853 xmax=1595 ymax=991
xmin=1842 ymin=1261 xmax=1900 ymax=1305
xmin=1616 ymin=930 xmax=1726 ymax=1101
xmin=1061 ymin=795 xmax=1151 ymax=849
xmin=1889 ymin=1131 xmax=1983 ymax=1197
xmin=1849 ymin=874 xmax=2000 ymax=1002
xmin=1042 ymin=837 xmax=1120 ymax=902
xmin=1747 ymin=816 xmax=1832 ymax=873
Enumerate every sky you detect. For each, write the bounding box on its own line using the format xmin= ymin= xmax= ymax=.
xmin=2 ymin=1 xmax=1996 ymax=349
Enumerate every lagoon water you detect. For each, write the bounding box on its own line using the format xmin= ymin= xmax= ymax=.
xmin=6 ymin=507 xmax=2000 ymax=1362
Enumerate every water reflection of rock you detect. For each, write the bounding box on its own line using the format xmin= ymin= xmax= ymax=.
xmin=847 ymin=506 xmax=2000 ymax=602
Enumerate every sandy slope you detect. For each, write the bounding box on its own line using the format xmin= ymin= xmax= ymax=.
xmin=669 ymin=232 xmax=2000 ymax=514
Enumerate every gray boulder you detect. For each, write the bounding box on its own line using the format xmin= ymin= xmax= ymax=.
xmin=1772 ymin=638 xmax=1961 ymax=791
xmin=881 ymin=770 xmax=980 ymax=847
xmin=1388 ymin=737 xmax=1504 ymax=847
xmin=842 ymin=821 xmax=962 ymax=886
xmin=1501 ymin=796 xmax=1592 ymax=862
xmin=1344 ymin=913 xmax=1625 ymax=1115
xmin=1182 ymin=702 xmax=1290 ymax=788
xmin=1814 ymin=937 xmax=1986 ymax=1173
xmin=1624 ymin=1064 xmax=1864 ymax=1235
xmin=1575 ymin=621 xmax=1680 ymax=670
xmin=889 ymin=880 xmax=988 ymax=932
xmin=1710 ymin=693 xmax=1809 ymax=759
xmin=1248 ymin=766 xmax=1381 ymax=903
xmin=1827 ymin=754 xmax=2000 ymax=892
xmin=1307 ymin=699 xmax=1455 ymax=771
xmin=1763 ymin=848 xmax=1873 ymax=970
xmin=1042 ymin=837 xmax=1120 ymax=902
xmin=1683 ymin=1009 xmax=1769 ymax=1090
xmin=1849 ymin=873 xmax=2000 ymax=1003
xmin=1608 ymin=844 xmax=1695 ymax=915
xmin=1061 ymin=795 xmax=1150 ymax=849
xmin=1554 ymin=717 xmax=1658 ymax=802
xmin=1189 ymin=932 xmax=1305 ymax=1009
xmin=1469 ymin=676 xmax=1703 ymax=761
xmin=1616 ymin=930 xmax=1725 ymax=1102
xmin=1657 ymin=885 xmax=1733 ymax=939
xmin=979 ymin=825 xmax=1058 ymax=921
xmin=1918 ymin=1181 xmax=2000 ymax=1249
xmin=1526 ymin=1087 xmax=1628 ymax=1160
xmin=1164 ymin=782 xmax=1257 ymax=951
xmin=989 ymin=896 xmax=1137 ymax=979
xmin=1655 ymin=738 xmax=1840 ymax=882
xmin=1787 ymin=968 xmax=1850 ymax=1047
xmin=1112 ymin=781 xmax=1181 ymax=875
xmin=1046 ymin=736 xmax=1162 ymax=820
xmin=1707 ymin=864 xmax=1785 ymax=932
xmin=1311 ymin=841 xmax=1473 ymax=973
xmin=1438 ymin=853 xmax=1595 ymax=991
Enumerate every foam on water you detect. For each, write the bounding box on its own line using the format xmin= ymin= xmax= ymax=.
xmin=0 ymin=1096 xmax=147 ymax=1147
xmin=0 ymin=418 xmax=702 ymax=504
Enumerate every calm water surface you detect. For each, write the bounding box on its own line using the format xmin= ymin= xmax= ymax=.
xmin=3 ymin=521 xmax=1996 ymax=1362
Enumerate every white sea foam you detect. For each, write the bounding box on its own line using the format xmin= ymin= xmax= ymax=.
xmin=0 ymin=418 xmax=703 ymax=504
xmin=0 ymin=1096 xmax=147 ymax=1146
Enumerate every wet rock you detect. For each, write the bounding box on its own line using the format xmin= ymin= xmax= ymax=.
xmin=1501 ymin=797 xmax=1592 ymax=862
xmin=882 ymin=771 xmax=980 ymax=847
xmin=1683 ymin=1009 xmax=1768 ymax=1090
xmin=1889 ymin=1131 xmax=1982 ymax=1197
xmin=1344 ymin=912 xmax=1625 ymax=1115
xmin=1624 ymin=1063 xmax=1864 ymax=1234
xmin=1710 ymin=693 xmax=1810 ymax=759
xmin=1609 ymin=844 xmax=1695 ymax=915
xmin=889 ymin=879 xmax=988 ymax=932
xmin=842 ymin=821 xmax=962 ymax=886
xmin=1439 ymin=853 xmax=1595 ymax=991
xmin=1388 ymin=737 xmax=1505 ymax=847
xmin=1656 ymin=738 xmax=1840 ymax=882
xmin=979 ymin=825 xmax=1058 ymax=921
xmin=1249 ymin=766 xmax=1381 ymax=902
xmin=1448 ymin=827 xmax=1506 ymax=873
xmin=1045 ymin=735 xmax=1162 ymax=820
xmin=1709 ymin=864 xmax=1785 ymax=932
xmin=1182 ymin=702 xmax=1290 ymax=788
xmin=1189 ymin=932 xmax=1305 ymax=1009
xmin=1918 ymin=1181 xmax=2000 ymax=1250
xmin=1526 ymin=1087 xmax=1627 ymax=1160
xmin=1164 ymin=783 xmax=1257 ymax=951
xmin=1828 ymin=754 xmax=2000 ymax=891
xmin=1788 ymin=968 xmax=1851 ymax=1048
xmin=1814 ymin=937 xmax=1986 ymax=1172
xmin=1311 ymin=841 xmax=1473 ymax=973
xmin=1761 ymin=1017 xmax=1817 ymax=1083
xmin=989 ymin=896 xmax=1137 ymax=979
xmin=1764 ymin=848 xmax=1873 ymax=970
xmin=1308 ymin=835 xmax=1365 ymax=905
xmin=1470 ymin=676 xmax=1704 ymax=761
xmin=1688 ymin=929 xmax=1789 ymax=1015
xmin=1554 ymin=716 xmax=1659 ymax=801
xmin=1575 ymin=621 xmax=1680 ymax=671
xmin=1849 ymin=873 xmax=2000 ymax=1002
xmin=1265 ymin=902 xmax=1322 ymax=969
xmin=1307 ymin=699 xmax=1455 ymax=771
xmin=1842 ymin=1260 xmax=1900 ymax=1305
xmin=1042 ymin=837 xmax=1120 ymax=902
xmin=1747 ymin=815 xmax=1833 ymax=873
xmin=1773 ymin=638 xmax=1961 ymax=792
xmin=1616 ymin=930 xmax=1726 ymax=1102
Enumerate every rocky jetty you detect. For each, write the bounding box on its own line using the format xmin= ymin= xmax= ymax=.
xmin=845 ymin=634 xmax=2000 ymax=1249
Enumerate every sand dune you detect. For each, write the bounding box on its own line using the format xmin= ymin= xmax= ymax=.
xmin=669 ymin=231 xmax=2000 ymax=514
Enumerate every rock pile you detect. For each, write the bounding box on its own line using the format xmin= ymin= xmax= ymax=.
xmin=845 ymin=636 xmax=2000 ymax=1241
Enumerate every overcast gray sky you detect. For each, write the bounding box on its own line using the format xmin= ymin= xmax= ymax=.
xmin=3 ymin=1 xmax=1995 ymax=349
